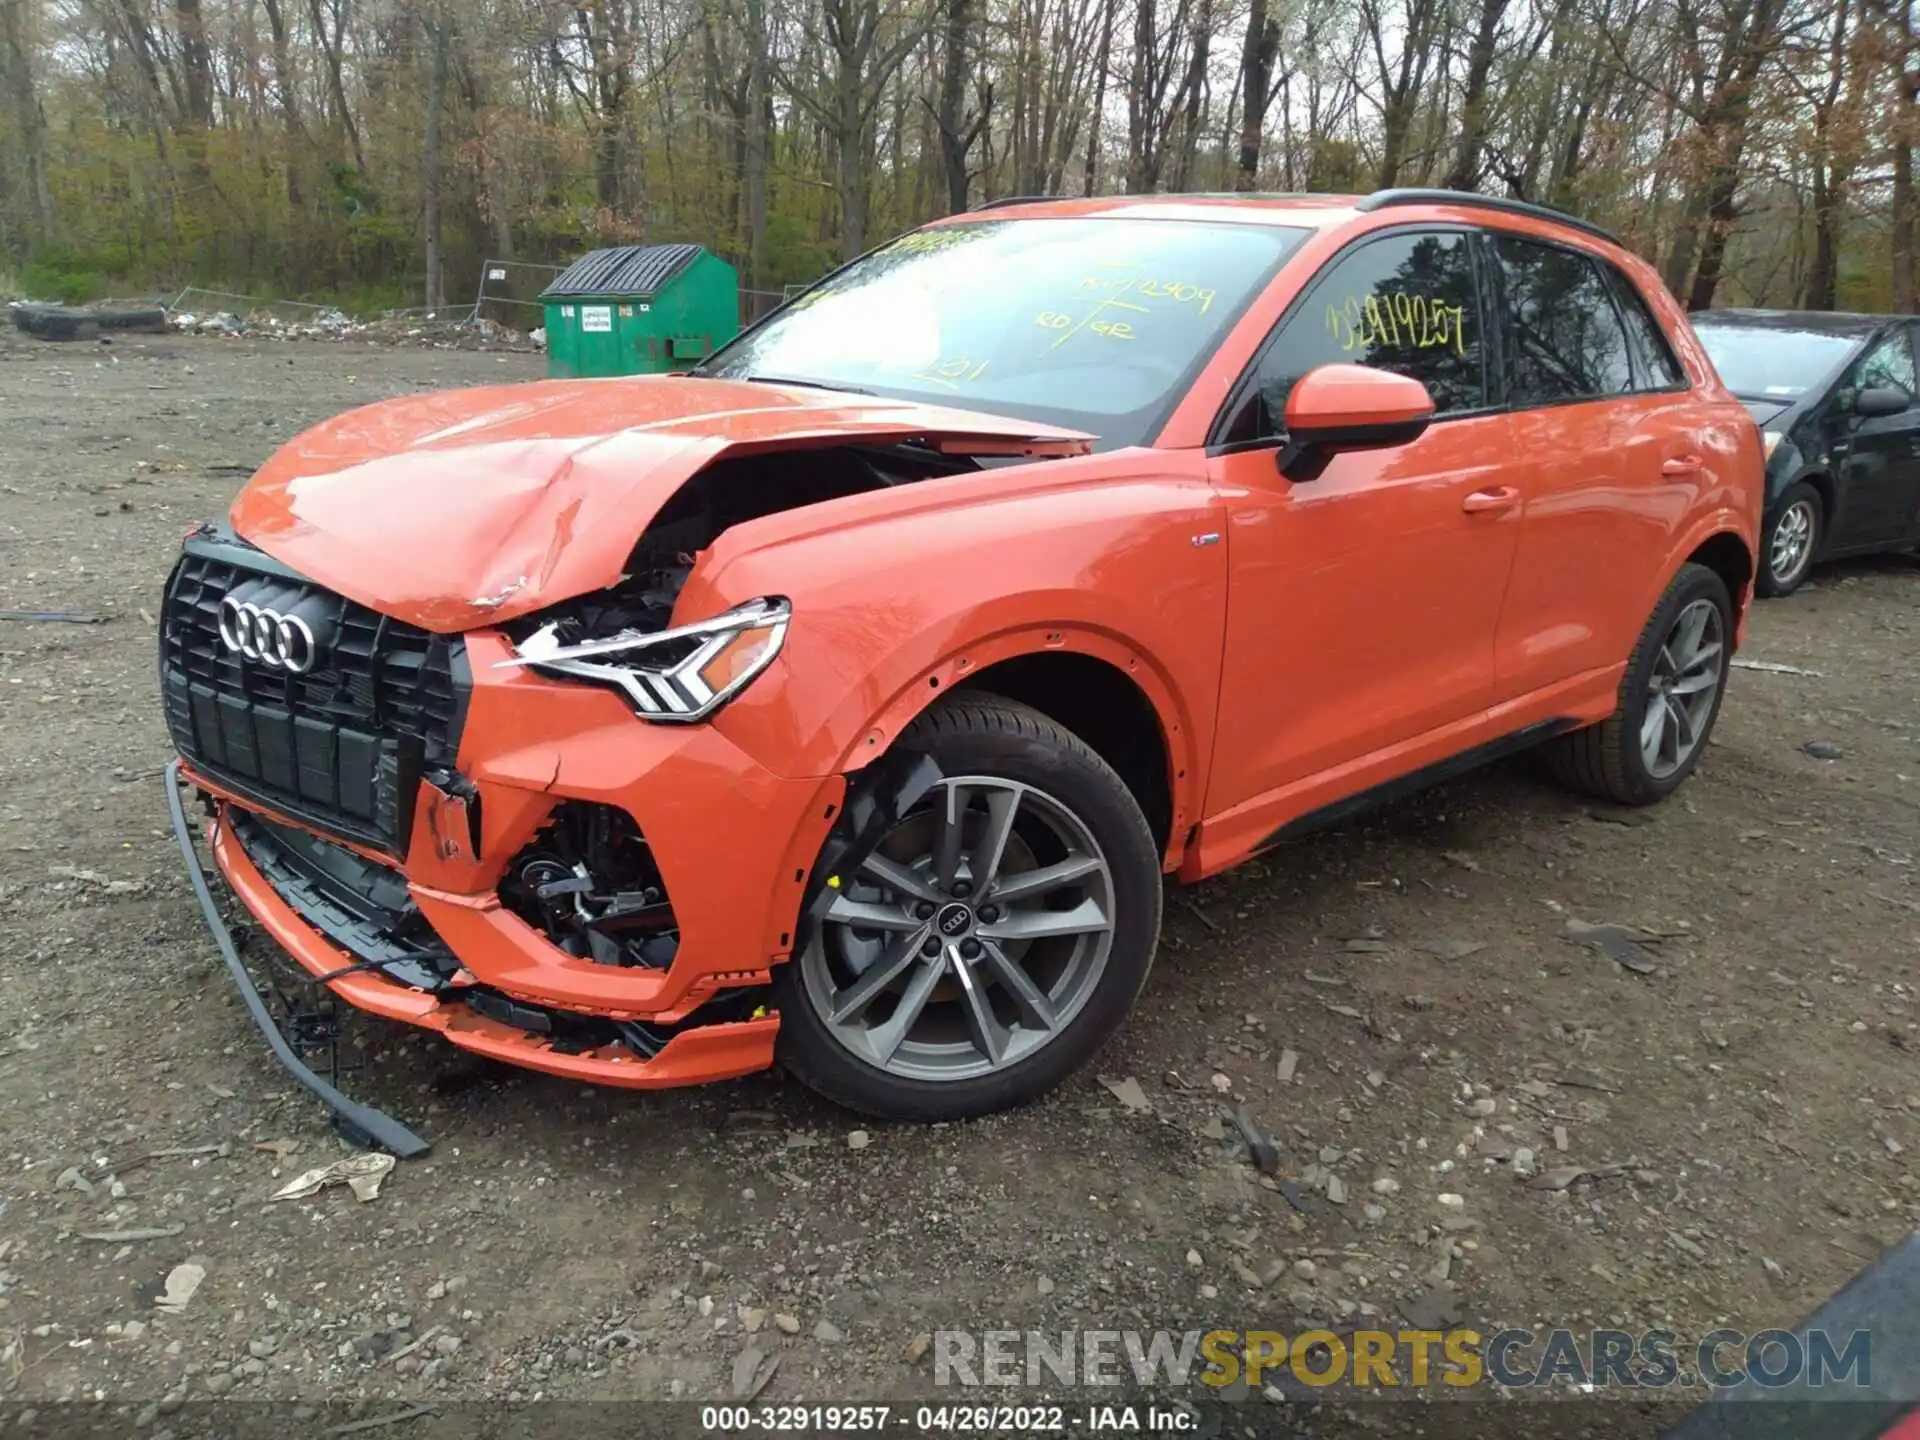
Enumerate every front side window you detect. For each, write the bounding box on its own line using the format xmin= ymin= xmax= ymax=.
xmin=1852 ymin=330 xmax=1918 ymax=401
xmin=1494 ymin=235 xmax=1633 ymax=406
xmin=702 ymin=218 xmax=1309 ymax=449
xmin=1229 ymin=229 xmax=1487 ymax=442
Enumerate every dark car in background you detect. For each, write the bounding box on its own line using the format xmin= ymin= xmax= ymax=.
xmin=1692 ymin=308 xmax=1920 ymax=596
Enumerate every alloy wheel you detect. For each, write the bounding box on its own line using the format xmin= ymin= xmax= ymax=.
xmin=1640 ymin=597 xmax=1725 ymax=780
xmin=798 ymin=776 xmax=1115 ymax=1082
xmin=1769 ymin=499 xmax=1816 ymax=588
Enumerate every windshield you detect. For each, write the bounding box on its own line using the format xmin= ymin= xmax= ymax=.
xmin=1693 ymin=324 xmax=1860 ymax=400
xmin=703 ymin=218 xmax=1309 ymax=448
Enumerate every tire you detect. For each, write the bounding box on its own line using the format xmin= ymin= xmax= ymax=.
xmin=1545 ymin=563 xmax=1734 ymax=806
xmin=773 ymin=693 xmax=1163 ymax=1121
xmin=1756 ymin=483 xmax=1822 ymax=597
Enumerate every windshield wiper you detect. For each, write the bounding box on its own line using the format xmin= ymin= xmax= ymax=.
xmin=734 ymin=372 xmax=876 ymax=396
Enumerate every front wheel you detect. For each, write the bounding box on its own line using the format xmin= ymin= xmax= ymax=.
xmin=1757 ymin=484 xmax=1822 ymax=597
xmin=1545 ymin=563 xmax=1733 ymax=805
xmin=773 ymin=695 xmax=1163 ymax=1121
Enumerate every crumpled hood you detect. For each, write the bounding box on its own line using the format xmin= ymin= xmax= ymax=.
xmin=231 ymin=375 xmax=1091 ymax=632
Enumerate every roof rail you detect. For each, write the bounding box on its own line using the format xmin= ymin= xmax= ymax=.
xmin=969 ymin=195 xmax=1057 ymax=212
xmin=1355 ymin=188 xmax=1622 ymax=247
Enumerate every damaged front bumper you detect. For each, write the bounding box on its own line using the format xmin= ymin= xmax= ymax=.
xmin=165 ymin=638 xmax=853 ymax=1139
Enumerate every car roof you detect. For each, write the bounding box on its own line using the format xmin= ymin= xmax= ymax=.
xmin=1691 ymin=308 xmax=1893 ymax=338
xmin=926 ymin=193 xmax=1369 ymax=230
xmin=922 ymin=189 xmax=1626 ymax=247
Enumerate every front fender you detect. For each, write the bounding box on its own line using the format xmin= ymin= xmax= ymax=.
xmin=689 ymin=464 xmax=1228 ymax=807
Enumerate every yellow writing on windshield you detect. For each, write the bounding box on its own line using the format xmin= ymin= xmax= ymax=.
xmin=908 ymin=356 xmax=990 ymax=389
xmin=887 ymin=228 xmax=984 ymax=257
xmin=1076 ymin=273 xmax=1216 ymax=313
xmin=1327 ymin=292 xmax=1468 ymax=356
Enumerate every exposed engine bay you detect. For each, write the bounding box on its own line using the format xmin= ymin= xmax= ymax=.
xmin=502 ymin=443 xmax=980 ymax=645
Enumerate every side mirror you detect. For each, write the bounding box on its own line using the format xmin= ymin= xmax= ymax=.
xmin=1278 ymin=364 xmax=1436 ymax=482
xmin=1854 ymin=386 xmax=1911 ymax=419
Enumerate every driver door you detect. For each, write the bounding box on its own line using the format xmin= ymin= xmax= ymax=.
xmin=1201 ymin=227 xmax=1529 ymax=854
xmin=1826 ymin=327 xmax=1920 ymax=550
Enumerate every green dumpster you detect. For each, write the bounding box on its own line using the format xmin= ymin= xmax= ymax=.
xmin=539 ymin=243 xmax=739 ymax=379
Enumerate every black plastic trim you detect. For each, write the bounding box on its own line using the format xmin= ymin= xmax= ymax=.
xmin=1357 ymin=188 xmax=1623 ymax=248
xmin=227 ymin=809 xmax=455 ymax=992
xmin=1660 ymin=1232 xmax=1920 ymax=1438
xmin=1256 ymin=718 xmax=1577 ymax=852
xmin=164 ymin=761 xmax=431 ymax=1158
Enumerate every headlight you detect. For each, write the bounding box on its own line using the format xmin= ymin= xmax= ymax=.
xmin=498 ymin=597 xmax=789 ymax=722
xmin=1763 ymin=430 xmax=1783 ymax=457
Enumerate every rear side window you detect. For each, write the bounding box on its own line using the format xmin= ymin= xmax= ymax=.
xmin=1232 ymin=229 xmax=1488 ymax=440
xmin=1493 ymin=235 xmax=1633 ymax=406
xmin=1605 ymin=268 xmax=1687 ymax=390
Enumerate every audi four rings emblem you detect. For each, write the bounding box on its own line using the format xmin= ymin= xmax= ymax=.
xmin=218 ymin=596 xmax=317 ymax=672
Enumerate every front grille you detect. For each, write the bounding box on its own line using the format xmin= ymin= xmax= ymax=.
xmin=160 ymin=531 xmax=469 ymax=853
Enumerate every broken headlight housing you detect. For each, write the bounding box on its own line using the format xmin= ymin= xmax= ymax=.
xmin=500 ymin=597 xmax=790 ymax=723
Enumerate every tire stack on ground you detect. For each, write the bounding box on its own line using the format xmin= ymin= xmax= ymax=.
xmin=10 ymin=302 xmax=171 ymax=341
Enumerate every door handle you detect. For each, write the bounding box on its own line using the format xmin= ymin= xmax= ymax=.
xmin=1462 ymin=486 xmax=1521 ymax=514
xmin=1661 ymin=454 xmax=1705 ymax=477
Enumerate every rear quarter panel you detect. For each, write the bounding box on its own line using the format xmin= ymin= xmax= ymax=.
xmin=1629 ymin=263 xmax=1766 ymax=628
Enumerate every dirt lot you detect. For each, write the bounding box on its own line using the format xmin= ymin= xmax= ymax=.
xmin=0 ymin=327 xmax=1914 ymax=1435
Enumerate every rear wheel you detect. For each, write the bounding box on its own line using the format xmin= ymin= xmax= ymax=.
xmin=1757 ymin=484 xmax=1822 ymax=597
xmin=773 ymin=695 xmax=1162 ymax=1120
xmin=1545 ymin=563 xmax=1733 ymax=805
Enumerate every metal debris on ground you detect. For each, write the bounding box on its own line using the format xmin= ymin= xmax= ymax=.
xmin=0 ymin=610 xmax=102 ymax=624
xmin=1732 ymin=659 xmax=1822 ymax=677
xmin=1182 ymin=900 xmax=1224 ymax=934
xmin=1563 ymin=918 xmax=1659 ymax=974
xmin=322 ymin=1405 xmax=438 ymax=1437
xmin=271 ymin=1152 xmax=395 ymax=1203
xmin=1413 ymin=938 xmax=1488 ymax=961
xmin=1224 ymin=1104 xmax=1282 ymax=1176
xmin=1099 ymin=1075 xmax=1151 ymax=1113
xmin=78 ymin=1225 xmax=185 ymax=1243
xmin=1526 ymin=1164 xmax=1624 ymax=1191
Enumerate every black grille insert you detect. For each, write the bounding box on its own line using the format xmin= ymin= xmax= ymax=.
xmin=160 ymin=532 xmax=469 ymax=853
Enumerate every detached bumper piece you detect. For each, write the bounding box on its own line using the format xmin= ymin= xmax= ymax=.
xmin=165 ymin=759 xmax=432 ymax=1158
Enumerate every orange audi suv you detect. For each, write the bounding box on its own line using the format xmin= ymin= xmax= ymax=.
xmin=161 ymin=189 xmax=1763 ymax=1141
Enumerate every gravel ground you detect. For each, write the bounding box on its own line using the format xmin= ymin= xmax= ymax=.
xmin=0 ymin=329 xmax=1915 ymax=1436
